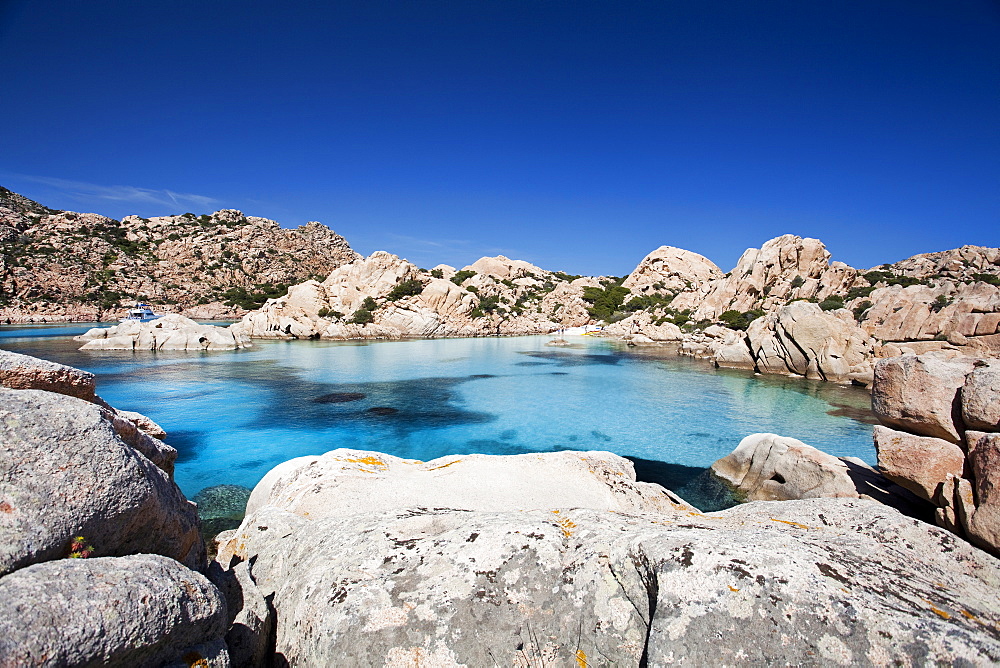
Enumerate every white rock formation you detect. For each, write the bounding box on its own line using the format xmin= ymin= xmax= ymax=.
xmin=75 ymin=314 xmax=251 ymax=351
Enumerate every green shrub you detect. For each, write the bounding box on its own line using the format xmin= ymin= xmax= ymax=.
xmin=852 ymin=300 xmax=873 ymax=321
xmin=972 ymin=273 xmax=1000 ymax=286
xmin=430 ymin=269 xmax=444 ymax=279
xmin=719 ymin=309 xmax=764 ymax=330
xmin=350 ymin=308 xmax=374 ymax=324
xmin=846 ymin=285 xmax=875 ymax=300
xmin=790 ymin=276 xmax=805 ymax=289
xmin=451 ymin=270 xmax=477 ymax=285
xmin=386 ymin=279 xmax=424 ymax=301
xmin=819 ymin=296 xmax=845 ymax=311
xmin=167 ymin=233 xmax=181 ymax=241
xmin=930 ymin=294 xmax=953 ymax=312
xmin=317 ymin=307 xmax=331 ymax=318
xmin=582 ymin=285 xmax=631 ymax=321
xmin=552 ymin=271 xmax=582 ymax=282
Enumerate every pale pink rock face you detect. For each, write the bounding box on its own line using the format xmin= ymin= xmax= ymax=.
xmin=966 ymin=432 xmax=1000 ymax=554
xmin=871 ymin=354 xmax=977 ymax=443
xmin=962 ymin=364 xmax=1000 ymax=432
xmin=0 ymin=349 xmax=97 ymax=401
xmin=873 ymin=425 xmax=967 ymax=502
xmin=620 ymin=245 xmax=723 ymax=294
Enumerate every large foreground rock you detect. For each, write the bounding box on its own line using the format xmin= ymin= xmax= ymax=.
xmin=0 ymin=389 xmax=204 ymax=576
xmin=0 ymin=554 xmax=229 ymax=667
xmin=0 ymin=349 xmax=97 ymax=400
xmin=224 ymin=499 xmax=1000 ymax=665
xmin=245 ymin=449 xmax=693 ymax=519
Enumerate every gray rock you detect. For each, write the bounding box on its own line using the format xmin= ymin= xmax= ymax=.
xmin=962 ymin=363 xmax=1000 ymax=432
xmin=0 ymin=554 xmax=229 ymax=667
xmin=872 ymin=354 xmax=977 ymax=443
xmin=0 ymin=389 xmax=204 ymax=576
xmin=0 ymin=349 xmax=96 ymax=401
xmin=711 ymin=433 xmax=860 ymax=501
xmin=222 ymin=499 xmax=1000 ymax=666
xmin=208 ymin=560 xmax=273 ymax=668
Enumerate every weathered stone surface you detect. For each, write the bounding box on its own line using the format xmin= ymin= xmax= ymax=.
xmin=739 ymin=302 xmax=876 ymax=383
xmin=621 ymin=245 xmax=723 ymax=294
xmin=962 ymin=362 xmax=1000 ymax=432
xmin=76 ymin=314 xmax=251 ymax=351
xmin=115 ymin=408 xmax=167 ymax=439
xmin=872 ymin=354 xmax=977 ymax=443
xmin=0 ymin=389 xmax=204 ymax=576
xmin=873 ymin=425 xmax=967 ymax=503
xmin=0 ymin=554 xmax=229 ymax=667
xmin=245 ymin=449 xmax=693 ymax=519
xmin=0 ymin=349 xmax=97 ymax=400
xmin=208 ymin=560 xmax=273 ymax=668
xmin=223 ymin=499 xmax=1000 ymax=666
xmin=966 ymin=431 xmax=1000 ymax=555
xmin=711 ymin=433 xmax=859 ymax=501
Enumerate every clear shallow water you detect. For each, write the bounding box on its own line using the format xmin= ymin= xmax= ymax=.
xmin=1 ymin=325 xmax=876 ymax=505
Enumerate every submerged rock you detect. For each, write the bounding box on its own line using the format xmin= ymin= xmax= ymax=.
xmin=194 ymin=485 xmax=253 ymax=539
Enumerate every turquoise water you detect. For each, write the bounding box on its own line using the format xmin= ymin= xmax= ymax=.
xmin=1 ymin=325 xmax=875 ymax=505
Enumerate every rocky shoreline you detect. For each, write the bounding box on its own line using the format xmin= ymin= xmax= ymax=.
xmin=2 ymin=346 xmax=999 ymax=665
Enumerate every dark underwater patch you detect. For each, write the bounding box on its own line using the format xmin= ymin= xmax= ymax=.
xmin=626 ymin=456 xmax=737 ymax=513
xmin=518 ymin=350 xmax=621 ymax=366
xmin=162 ymin=430 xmax=206 ymax=463
xmin=367 ymin=406 xmax=399 ymax=416
xmin=313 ymin=392 xmax=366 ymax=403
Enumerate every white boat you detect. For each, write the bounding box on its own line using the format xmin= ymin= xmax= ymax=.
xmin=119 ymin=303 xmax=161 ymax=323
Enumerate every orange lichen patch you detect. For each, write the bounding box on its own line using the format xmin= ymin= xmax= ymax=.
xmin=575 ymin=649 xmax=588 ymax=667
xmin=426 ymin=459 xmax=462 ymax=471
xmin=770 ymin=519 xmax=812 ymax=529
xmin=345 ymin=456 xmax=387 ymax=468
xmin=924 ymin=600 xmax=951 ymax=620
xmin=557 ymin=517 xmax=577 ymax=538
xmin=728 ymin=585 xmax=739 ymax=592
xmin=960 ymin=609 xmax=979 ymax=622
xmin=0 ymin=501 xmax=13 ymax=513
xmin=183 ymin=651 xmax=209 ymax=668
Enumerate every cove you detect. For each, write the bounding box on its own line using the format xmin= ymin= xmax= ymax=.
xmin=0 ymin=325 xmax=875 ymax=507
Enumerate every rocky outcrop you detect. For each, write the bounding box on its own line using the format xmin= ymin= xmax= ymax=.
xmin=620 ymin=245 xmax=723 ymax=294
xmin=671 ymin=235 xmax=862 ymax=320
xmin=75 ymin=313 xmax=252 ymax=351
xmin=708 ymin=301 xmax=877 ymax=384
xmin=215 ymin=448 xmax=1000 ymax=665
xmin=0 ymin=186 xmax=359 ymax=322
xmin=238 ymin=252 xmax=594 ymax=340
xmin=0 ymin=388 xmax=205 ymax=575
xmin=0 ymin=351 xmax=232 ymax=664
xmin=711 ymin=433 xmax=862 ymax=501
xmin=0 ymin=554 xmax=229 ymax=667
xmin=887 ymin=244 xmax=1000 ymax=282
xmin=872 ymin=353 xmax=1000 ymax=555
xmin=859 ymin=281 xmax=1000 ymax=348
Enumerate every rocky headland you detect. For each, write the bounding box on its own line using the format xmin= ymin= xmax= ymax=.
xmin=2 ymin=347 xmax=999 ymax=665
xmin=0 ymin=186 xmax=359 ymax=323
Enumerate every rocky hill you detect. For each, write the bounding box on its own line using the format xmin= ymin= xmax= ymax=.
xmin=0 ymin=186 xmax=359 ymax=322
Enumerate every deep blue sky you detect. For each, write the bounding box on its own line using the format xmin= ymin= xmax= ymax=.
xmin=1 ymin=1 xmax=997 ymax=275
